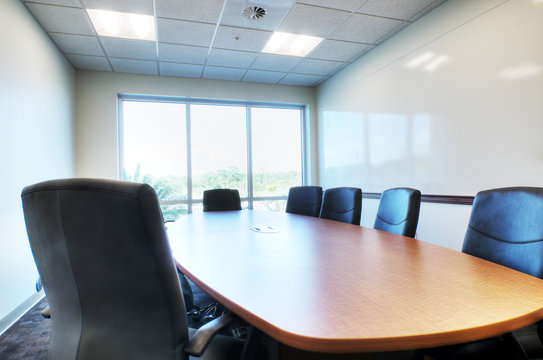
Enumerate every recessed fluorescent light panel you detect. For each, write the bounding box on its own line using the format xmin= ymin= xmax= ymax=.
xmin=87 ymin=9 xmax=155 ymax=41
xmin=263 ymin=32 xmax=323 ymax=57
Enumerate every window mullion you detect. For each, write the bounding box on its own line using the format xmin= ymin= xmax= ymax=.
xmin=118 ymin=98 xmax=125 ymax=180
xmin=246 ymin=106 xmax=254 ymax=210
xmin=186 ymin=103 xmax=193 ymax=214
xmin=300 ymin=107 xmax=307 ymax=185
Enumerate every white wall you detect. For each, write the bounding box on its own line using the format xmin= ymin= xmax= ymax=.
xmin=360 ymin=198 xmax=471 ymax=251
xmin=317 ymin=0 xmax=543 ymax=250
xmin=0 ymin=0 xmax=75 ymax=325
xmin=318 ymin=0 xmax=543 ymax=195
xmin=74 ymin=71 xmax=318 ymax=182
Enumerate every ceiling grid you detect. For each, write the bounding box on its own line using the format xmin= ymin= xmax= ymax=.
xmin=22 ymin=0 xmax=447 ymax=87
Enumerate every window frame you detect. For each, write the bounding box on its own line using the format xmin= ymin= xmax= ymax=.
xmin=118 ymin=94 xmax=307 ymax=212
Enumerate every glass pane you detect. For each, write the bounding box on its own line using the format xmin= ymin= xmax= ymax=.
xmin=251 ymin=108 xmax=302 ymax=197
xmin=253 ymin=199 xmax=286 ymax=212
xmin=122 ymin=101 xmax=187 ymax=201
xmin=191 ymin=104 xmax=247 ymax=199
xmin=161 ymin=204 xmax=188 ymax=223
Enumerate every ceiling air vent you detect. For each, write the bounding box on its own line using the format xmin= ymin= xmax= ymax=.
xmin=242 ymin=6 xmax=267 ymax=20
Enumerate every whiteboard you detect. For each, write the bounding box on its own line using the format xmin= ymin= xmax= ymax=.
xmin=318 ymin=0 xmax=543 ymax=196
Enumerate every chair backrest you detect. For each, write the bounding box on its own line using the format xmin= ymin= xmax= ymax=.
xmin=462 ymin=187 xmax=543 ymax=279
xmin=203 ymin=189 xmax=242 ymax=211
xmin=21 ymin=179 xmax=188 ymax=360
xmin=373 ymin=187 xmax=421 ymax=238
xmin=285 ymin=186 xmax=323 ymax=217
xmin=319 ymin=187 xmax=362 ymax=225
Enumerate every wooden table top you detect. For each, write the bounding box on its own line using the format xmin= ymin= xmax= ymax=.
xmin=167 ymin=210 xmax=543 ymax=353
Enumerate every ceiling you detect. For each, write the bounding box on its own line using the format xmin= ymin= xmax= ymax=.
xmin=22 ymin=0 xmax=447 ymax=87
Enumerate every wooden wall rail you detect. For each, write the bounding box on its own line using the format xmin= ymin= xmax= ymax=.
xmin=364 ymin=193 xmax=474 ymax=205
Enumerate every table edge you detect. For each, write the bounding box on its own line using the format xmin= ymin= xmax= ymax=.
xmin=177 ymin=259 xmax=543 ymax=353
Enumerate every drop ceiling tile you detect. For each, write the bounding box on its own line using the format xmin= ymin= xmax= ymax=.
xmin=156 ymin=0 xmax=223 ymax=23
xmin=159 ymin=62 xmax=203 ymax=78
xmin=101 ymin=37 xmax=156 ymax=60
xmin=82 ymin=0 xmax=154 ymax=15
xmin=66 ymin=54 xmax=111 ymax=71
xmin=220 ymin=0 xmax=295 ymax=31
xmin=23 ymin=0 xmax=82 ymax=7
xmin=110 ymin=58 xmax=158 ymax=75
xmin=202 ymin=66 xmax=247 ymax=81
xmin=23 ymin=0 xmax=435 ymax=85
xmin=329 ymin=13 xmax=403 ymax=44
xmin=277 ymin=3 xmax=350 ymax=37
xmin=50 ymin=33 xmax=104 ymax=56
xmin=296 ymin=0 xmax=368 ymax=12
xmin=213 ymin=26 xmax=272 ymax=52
xmin=207 ymin=49 xmax=258 ymax=68
xmin=157 ymin=18 xmax=216 ymax=47
xmin=242 ymin=70 xmax=286 ymax=84
xmin=25 ymin=3 xmax=95 ymax=35
xmin=251 ymin=54 xmax=301 ymax=72
xmin=279 ymin=73 xmax=324 ymax=86
xmin=308 ymin=39 xmax=371 ymax=62
xmin=358 ymin=0 xmax=435 ymax=21
xmin=158 ymin=43 xmax=208 ymax=64
xmin=292 ymin=58 xmax=344 ymax=75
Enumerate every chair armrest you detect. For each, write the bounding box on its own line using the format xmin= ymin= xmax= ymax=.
xmin=184 ymin=312 xmax=237 ymax=357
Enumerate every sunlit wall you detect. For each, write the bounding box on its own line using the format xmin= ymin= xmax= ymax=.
xmin=0 ymin=0 xmax=74 ymax=327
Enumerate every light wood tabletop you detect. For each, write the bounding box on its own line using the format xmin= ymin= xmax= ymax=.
xmin=167 ymin=210 xmax=543 ymax=353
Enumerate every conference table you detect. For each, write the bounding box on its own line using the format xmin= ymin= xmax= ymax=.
xmin=167 ymin=210 xmax=543 ymax=353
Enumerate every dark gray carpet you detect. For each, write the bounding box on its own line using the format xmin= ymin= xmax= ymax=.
xmin=0 ymin=298 xmax=49 ymax=360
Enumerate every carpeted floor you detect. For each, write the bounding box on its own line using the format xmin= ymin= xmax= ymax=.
xmin=0 ymin=298 xmax=49 ymax=360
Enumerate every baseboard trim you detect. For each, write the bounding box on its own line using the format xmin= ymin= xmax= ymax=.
xmin=0 ymin=291 xmax=45 ymax=336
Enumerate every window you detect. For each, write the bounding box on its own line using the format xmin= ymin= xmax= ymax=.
xmin=120 ymin=97 xmax=305 ymax=221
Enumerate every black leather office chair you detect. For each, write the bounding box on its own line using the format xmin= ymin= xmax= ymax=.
xmin=203 ymin=189 xmax=242 ymax=212
xmin=319 ymin=187 xmax=362 ymax=225
xmin=462 ymin=187 xmax=543 ymax=277
xmin=373 ymin=187 xmax=421 ymax=238
xmin=22 ymin=178 xmax=244 ymax=360
xmin=422 ymin=187 xmax=543 ymax=360
xmin=285 ymin=186 xmax=323 ymax=217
